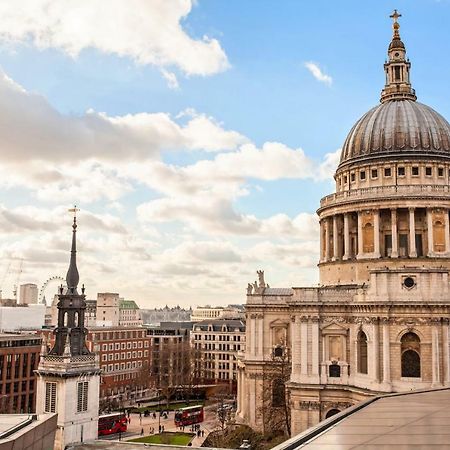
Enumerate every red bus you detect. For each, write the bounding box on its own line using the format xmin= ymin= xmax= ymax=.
xmin=98 ymin=412 xmax=127 ymax=436
xmin=174 ymin=405 xmax=204 ymax=426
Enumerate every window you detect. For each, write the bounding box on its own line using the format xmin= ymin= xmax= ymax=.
xmin=426 ymin=167 xmax=432 ymax=176
xmin=350 ymin=173 xmax=355 ymax=182
xmin=401 ymin=332 xmax=421 ymax=377
xmin=325 ymin=409 xmax=341 ymax=419
xmin=398 ymin=166 xmax=405 ymax=176
xmin=273 ymin=346 xmax=283 ymax=358
xmin=360 ymin=170 xmax=366 ymax=180
xmin=271 ymin=378 xmax=285 ymax=407
xmin=357 ymin=331 xmax=368 ymax=374
xmin=384 ymin=167 xmax=392 ymax=177
xmin=45 ymin=382 xmax=57 ymax=413
xmin=412 ymin=166 xmax=419 ymax=176
xmin=438 ymin=167 xmax=444 ymax=177
xmin=77 ymin=381 xmax=89 ymax=412
xmin=102 ymin=344 xmax=107 ymax=351
xmin=329 ymin=364 xmax=341 ymax=378
xmin=371 ymin=168 xmax=378 ymax=179
xmin=344 ymin=175 xmax=348 ymax=184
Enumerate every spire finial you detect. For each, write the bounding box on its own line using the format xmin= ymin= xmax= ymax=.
xmin=390 ymin=10 xmax=402 ymax=39
xmin=66 ymin=205 xmax=80 ymax=292
xmin=390 ymin=9 xmax=401 ymax=24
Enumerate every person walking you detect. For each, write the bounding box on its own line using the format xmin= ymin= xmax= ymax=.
xmin=140 ymin=428 xmax=144 ymax=436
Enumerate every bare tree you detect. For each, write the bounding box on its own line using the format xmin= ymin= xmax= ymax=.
xmin=259 ymin=343 xmax=291 ymax=436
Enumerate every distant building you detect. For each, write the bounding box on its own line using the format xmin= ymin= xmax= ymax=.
xmin=191 ymin=305 xmax=245 ymax=322
xmin=193 ymin=319 xmax=245 ymax=390
xmin=0 ymin=333 xmax=41 ymax=414
xmin=96 ymin=292 xmax=120 ymax=327
xmin=19 ymin=283 xmax=38 ymax=305
xmin=0 ymin=304 xmax=46 ymax=332
xmin=119 ymin=300 xmax=142 ymax=327
xmin=140 ymin=305 xmax=192 ymax=325
xmin=85 ymin=299 xmax=97 ymax=327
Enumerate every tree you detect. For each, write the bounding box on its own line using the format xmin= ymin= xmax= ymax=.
xmin=259 ymin=342 xmax=291 ymax=436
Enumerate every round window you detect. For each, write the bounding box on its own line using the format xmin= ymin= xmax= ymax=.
xmin=395 ymin=52 xmax=400 ymax=57
xmin=403 ymin=277 xmax=415 ymax=289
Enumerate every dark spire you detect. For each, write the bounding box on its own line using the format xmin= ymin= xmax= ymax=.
xmin=380 ymin=10 xmax=416 ymax=103
xmin=66 ymin=207 xmax=80 ymax=294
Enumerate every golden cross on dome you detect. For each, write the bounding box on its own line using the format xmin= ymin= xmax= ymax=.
xmin=390 ymin=9 xmax=401 ymax=24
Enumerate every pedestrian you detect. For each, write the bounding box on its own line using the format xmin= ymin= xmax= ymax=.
xmin=128 ymin=417 xmax=131 ymax=424
xmin=159 ymin=425 xmax=162 ymax=433
xmin=139 ymin=411 xmax=142 ymax=418
xmin=202 ymin=430 xmax=204 ymax=437
xmin=141 ymin=428 xmax=144 ymax=436
xmin=162 ymin=425 xmax=165 ymax=432
xmin=140 ymin=417 xmax=142 ymax=426
xmin=197 ymin=430 xmax=200 ymax=437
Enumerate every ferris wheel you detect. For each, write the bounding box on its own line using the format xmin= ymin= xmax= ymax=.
xmin=39 ymin=276 xmax=65 ymax=305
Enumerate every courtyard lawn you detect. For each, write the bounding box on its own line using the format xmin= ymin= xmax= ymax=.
xmin=128 ymin=432 xmax=194 ymax=446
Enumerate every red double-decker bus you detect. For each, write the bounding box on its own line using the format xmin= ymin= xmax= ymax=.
xmin=174 ymin=405 xmax=204 ymax=426
xmin=98 ymin=412 xmax=127 ymax=436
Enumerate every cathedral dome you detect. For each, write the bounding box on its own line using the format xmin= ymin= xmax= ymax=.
xmin=339 ymin=100 xmax=450 ymax=168
xmin=338 ymin=10 xmax=450 ymax=169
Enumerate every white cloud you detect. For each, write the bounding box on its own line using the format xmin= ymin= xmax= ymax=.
xmin=0 ymin=0 xmax=229 ymax=77
xmin=304 ymin=61 xmax=333 ymax=86
xmin=161 ymin=69 xmax=180 ymax=90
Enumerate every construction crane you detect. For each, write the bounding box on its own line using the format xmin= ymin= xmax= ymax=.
xmin=12 ymin=259 xmax=23 ymax=302
xmin=0 ymin=261 xmax=12 ymax=299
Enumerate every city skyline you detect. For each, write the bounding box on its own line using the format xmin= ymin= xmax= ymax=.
xmin=1 ymin=1 xmax=449 ymax=306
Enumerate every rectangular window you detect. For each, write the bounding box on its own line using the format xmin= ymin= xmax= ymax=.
xmin=412 ymin=166 xmax=419 ymax=176
xmin=344 ymin=175 xmax=348 ymax=184
xmin=426 ymin=167 xmax=432 ymax=176
xmin=350 ymin=173 xmax=355 ymax=182
xmin=398 ymin=166 xmax=405 ymax=176
xmin=438 ymin=167 xmax=444 ymax=177
xmin=371 ymin=169 xmax=378 ymax=179
xmin=45 ymin=382 xmax=57 ymax=413
xmin=77 ymin=381 xmax=89 ymax=413
xmin=384 ymin=167 xmax=392 ymax=177
xmin=360 ymin=170 xmax=366 ymax=180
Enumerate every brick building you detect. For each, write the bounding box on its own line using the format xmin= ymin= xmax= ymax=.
xmin=0 ymin=333 xmax=41 ymax=414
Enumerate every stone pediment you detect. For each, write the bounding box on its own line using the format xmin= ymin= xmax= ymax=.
xmin=321 ymin=321 xmax=348 ymax=335
xmin=269 ymin=318 xmax=289 ymax=327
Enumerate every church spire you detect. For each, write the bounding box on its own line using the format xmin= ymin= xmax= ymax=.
xmin=66 ymin=206 xmax=80 ymax=294
xmin=380 ymin=10 xmax=417 ymax=103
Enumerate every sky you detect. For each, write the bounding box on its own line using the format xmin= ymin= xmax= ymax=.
xmin=0 ymin=0 xmax=450 ymax=308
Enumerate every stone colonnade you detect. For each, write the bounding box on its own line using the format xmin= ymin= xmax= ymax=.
xmin=320 ymin=207 xmax=450 ymax=262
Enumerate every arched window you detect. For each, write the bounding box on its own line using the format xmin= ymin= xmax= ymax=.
xmin=273 ymin=346 xmax=284 ymax=358
xmin=271 ymin=378 xmax=285 ymax=407
xmin=401 ymin=332 xmax=421 ymax=378
xmin=357 ymin=331 xmax=368 ymax=374
xmin=325 ymin=409 xmax=340 ymax=419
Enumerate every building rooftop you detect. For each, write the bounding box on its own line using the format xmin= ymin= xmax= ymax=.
xmin=119 ymin=300 xmax=140 ymax=310
xmin=273 ymin=388 xmax=450 ymax=449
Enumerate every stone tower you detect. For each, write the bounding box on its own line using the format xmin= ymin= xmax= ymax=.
xmin=36 ymin=211 xmax=100 ymax=449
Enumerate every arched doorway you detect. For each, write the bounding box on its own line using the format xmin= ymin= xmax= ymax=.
xmin=325 ymin=408 xmax=340 ymax=419
xmin=401 ymin=332 xmax=421 ymax=377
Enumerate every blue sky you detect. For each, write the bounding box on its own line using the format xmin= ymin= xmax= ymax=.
xmin=0 ymin=1 xmax=449 ymax=306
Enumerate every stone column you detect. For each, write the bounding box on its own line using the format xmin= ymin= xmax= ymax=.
xmin=257 ymin=315 xmax=263 ymax=359
xmin=357 ymin=211 xmax=363 ymax=258
xmin=445 ymin=209 xmax=450 ymax=254
xmin=300 ymin=318 xmax=308 ymax=376
xmin=409 ymin=207 xmax=417 ymax=257
xmin=343 ymin=213 xmax=350 ymax=260
xmin=382 ymin=319 xmax=391 ymax=388
xmin=319 ymin=220 xmax=325 ymax=263
xmin=427 ymin=208 xmax=434 ymax=256
xmin=374 ymin=209 xmax=381 ymax=258
xmin=391 ymin=209 xmax=398 ymax=258
xmin=250 ymin=315 xmax=256 ymax=357
xmin=291 ymin=316 xmax=301 ymax=382
xmin=373 ymin=322 xmax=380 ymax=383
xmin=443 ymin=319 xmax=450 ymax=384
xmin=332 ymin=215 xmax=339 ymax=261
xmin=311 ymin=318 xmax=319 ymax=381
xmin=432 ymin=321 xmax=441 ymax=387
xmin=325 ymin=219 xmax=331 ymax=262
